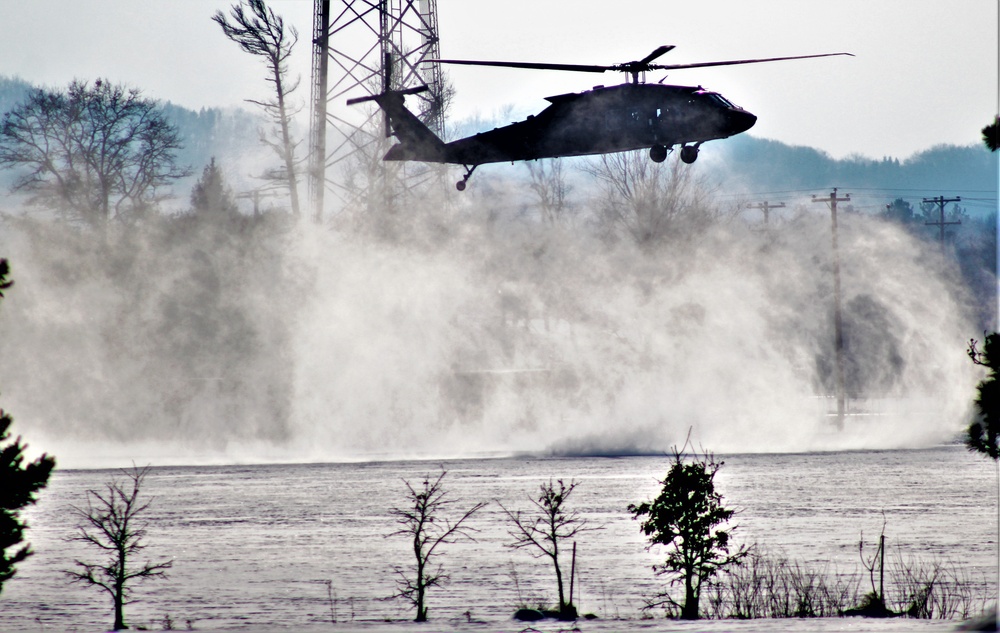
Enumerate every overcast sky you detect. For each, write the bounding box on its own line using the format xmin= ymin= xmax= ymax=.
xmin=0 ymin=0 xmax=996 ymax=159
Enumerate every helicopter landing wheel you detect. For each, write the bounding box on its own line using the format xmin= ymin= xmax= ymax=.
xmin=456 ymin=164 xmax=478 ymax=191
xmin=649 ymin=144 xmax=668 ymax=163
xmin=680 ymin=144 xmax=699 ymax=164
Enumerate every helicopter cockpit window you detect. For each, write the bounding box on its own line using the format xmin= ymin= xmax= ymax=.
xmin=706 ymin=93 xmax=736 ymax=108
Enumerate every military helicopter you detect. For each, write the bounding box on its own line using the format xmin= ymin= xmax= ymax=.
xmin=347 ymin=45 xmax=851 ymax=190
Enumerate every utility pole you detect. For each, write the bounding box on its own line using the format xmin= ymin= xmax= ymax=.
xmin=813 ymin=188 xmax=851 ymax=429
xmin=747 ymin=200 xmax=785 ymax=225
xmin=237 ymin=187 xmax=283 ymax=216
xmin=922 ymin=195 xmax=961 ymax=248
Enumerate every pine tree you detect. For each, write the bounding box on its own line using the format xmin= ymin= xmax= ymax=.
xmin=0 ymin=258 xmax=56 ymax=594
xmin=983 ymin=116 xmax=998 ymax=152
xmin=190 ymin=157 xmax=239 ymax=216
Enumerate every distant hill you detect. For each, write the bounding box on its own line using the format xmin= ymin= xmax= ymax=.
xmin=706 ymin=134 xmax=997 ymax=206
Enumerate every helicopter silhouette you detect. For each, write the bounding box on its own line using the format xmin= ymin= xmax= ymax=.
xmin=348 ymin=46 xmax=851 ymax=191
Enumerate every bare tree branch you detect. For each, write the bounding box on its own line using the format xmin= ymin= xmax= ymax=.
xmin=387 ymin=470 xmax=487 ymax=622
xmin=0 ymin=79 xmax=187 ymax=226
xmin=500 ymin=479 xmax=600 ymax=616
xmin=582 ymin=151 xmax=726 ymax=248
xmin=64 ymin=464 xmax=171 ymax=631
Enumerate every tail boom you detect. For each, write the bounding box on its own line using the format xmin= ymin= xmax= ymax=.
xmin=347 ymin=87 xmax=447 ymax=162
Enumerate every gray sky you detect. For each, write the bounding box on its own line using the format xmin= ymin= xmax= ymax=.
xmin=0 ymin=0 xmax=996 ymax=159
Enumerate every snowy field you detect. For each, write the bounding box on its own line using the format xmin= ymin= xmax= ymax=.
xmin=1 ymin=446 xmax=996 ymax=632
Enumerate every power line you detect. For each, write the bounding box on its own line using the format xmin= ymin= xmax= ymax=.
xmin=717 ymin=186 xmax=997 ymax=199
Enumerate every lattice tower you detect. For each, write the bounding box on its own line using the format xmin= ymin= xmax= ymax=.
xmin=308 ymin=0 xmax=445 ymax=221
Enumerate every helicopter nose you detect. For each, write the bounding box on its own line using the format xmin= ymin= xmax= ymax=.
xmin=730 ymin=109 xmax=757 ymax=134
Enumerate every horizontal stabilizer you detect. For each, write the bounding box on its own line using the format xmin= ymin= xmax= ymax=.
xmin=346 ymin=85 xmax=429 ymax=106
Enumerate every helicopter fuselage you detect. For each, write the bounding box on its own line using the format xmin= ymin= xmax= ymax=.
xmin=384 ymin=83 xmax=756 ymax=165
xmin=350 ymin=44 xmax=849 ymax=189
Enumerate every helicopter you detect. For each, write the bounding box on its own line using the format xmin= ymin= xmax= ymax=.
xmin=347 ymin=45 xmax=852 ymax=191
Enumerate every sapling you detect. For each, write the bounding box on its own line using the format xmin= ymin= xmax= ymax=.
xmin=387 ymin=470 xmax=486 ymax=622
xmin=501 ymin=478 xmax=597 ymax=619
xmin=65 ymin=464 xmax=172 ymax=630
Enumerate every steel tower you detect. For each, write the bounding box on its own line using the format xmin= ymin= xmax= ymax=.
xmin=308 ymin=0 xmax=445 ymax=221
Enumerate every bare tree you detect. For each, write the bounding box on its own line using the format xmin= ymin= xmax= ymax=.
xmin=500 ymin=479 xmax=597 ymax=619
xmin=388 ymin=470 xmax=486 ymax=622
xmin=213 ymin=0 xmax=301 ymax=216
xmin=65 ymin=465 xmax=172 ymax=631
xmin=0 ymin=79 xmax=187 ymax=226
xmin=583 ymin=151 xmax=721 ymax=248
xmin=337 ymin=105 xmax=409 ymax=238
xmin=526 ymin=159 xmax=572 ymax=226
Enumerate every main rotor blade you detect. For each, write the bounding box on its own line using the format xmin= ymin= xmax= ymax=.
xmin=430 ymin=58 xmax=610 ymax=73
xmin=430 ymin=51 xmax=852 ymax=76
xmin=652 ymin=52 xmax=854 ymax=71
xmin=638 ymin=45 xmax=676 ymax=66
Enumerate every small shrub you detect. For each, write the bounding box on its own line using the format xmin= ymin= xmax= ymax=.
xmin=714 ymin=547 xmax=861 ymax=619
xmin=889 ymin=552 xmax=990 ymax=620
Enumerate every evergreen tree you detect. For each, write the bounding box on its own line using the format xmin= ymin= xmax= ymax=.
xmin=0 ymin=258 xmax=56 ymax=594
xmin=983 ymin=116 xmax=998 ymax=152
xmin=190 ymin=157 xmax=238 ymax=216
xmin=967 ymin=334 xmax=1000 ymax=459
xmin=629 ymin=445 xmax=747 ymax=620
xmin=880 ymin=197 xmax=916 ymax=224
